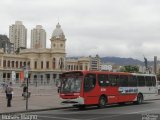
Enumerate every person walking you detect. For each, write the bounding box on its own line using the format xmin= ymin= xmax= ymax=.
xmin=22 ymin=84 xmax=27 ymax=100
xmin=6 ymin=82 xmax=13 ymax=107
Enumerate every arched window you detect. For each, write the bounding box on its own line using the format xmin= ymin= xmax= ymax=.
xmin=3 ymin=60 xmax=6 ymax=67
xmin=46 ymin=61 xmax=49 ymax=69
xmin=12 ymin=61 xmax=14 ymax=68
xmin=27 ymin=61 xmax=30 ymax=68
xmin=35 ymin=61 xmax=37 ymax=69
xmin=52 ymin=58 xmax=56 ymax=69
xmin=20 ymin=61 xmax=22 ymax=68
xmin=41 ymin=61 xmax=43 ymax=69
xmin=23 ymin=62 xmax=26 ymax=67
xmin=8 ymin=61 xmax=10 ymax=67
xmin=59 ymin=58 xmax=64 ymax=70
xmin=16 ymin=61 xmax=18 ymax=68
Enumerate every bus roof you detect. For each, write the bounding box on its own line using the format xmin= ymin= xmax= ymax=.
xmin=63 ymin=70 xmax=156 ymax=77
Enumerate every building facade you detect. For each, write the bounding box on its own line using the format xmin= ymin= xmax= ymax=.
xmin=31 ymin=25 xmax=46 ymax=49
xmin=9 ymin=21 xmax=27 ymax=52
xmin=66 ymin=55 xmax=101 ymax=71
xmin=0 ymin=35 xmax=14 ymax=53
xmin=0 ymin=23 xmax=66 ymax=84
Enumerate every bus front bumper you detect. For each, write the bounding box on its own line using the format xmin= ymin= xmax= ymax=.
xmin=61 ymin=97 xmax=84 ymax=106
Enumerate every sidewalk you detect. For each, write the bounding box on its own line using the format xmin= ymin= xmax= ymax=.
xmin=0 ymin=86 xmax=66 ymax=114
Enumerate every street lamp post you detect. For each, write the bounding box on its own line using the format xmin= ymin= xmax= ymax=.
xmin=24 ymin=67 xmax=29 ymax=110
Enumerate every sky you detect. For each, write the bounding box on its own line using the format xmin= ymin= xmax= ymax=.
xmin=1 ymin=0 xmax=160 ymax=61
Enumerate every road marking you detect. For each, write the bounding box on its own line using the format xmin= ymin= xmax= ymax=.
xmin=87 ymin=108 xmax=160 ymax=120
xmin=127 ymin=108 xmax=160 ymax=114
xmin=38 ymin=115 xmax=81 ymax=120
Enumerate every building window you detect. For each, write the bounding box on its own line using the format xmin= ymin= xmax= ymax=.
xmin=85 ymin=64 xmax=88 ymax=70
xmin=59 ymin=58 xmax=64 ymax=69
xmin=35 ymin=61 xmax=37 ymax=69
xmin=3 ymin=60 xmax=6 ymax=67
xmin=76 ymin=65 xmax=78 ymax=70
xmin=74 ymin=65 xmax=76 ymax=70
xmin=15 ymin=61 xmax=18 ymax=68
xmin=23 ymin=62 xmax=26 ymax=67
xmin=27 ymin=61 xmax=30 ymax=68
xmin=60 ymin=44 xmax=63 ymax=47
xmin=79 ymin=64 xmax=82 ymax=70
xmin=12 ymin=61 xmax=14 ymax=68
xmin=20 ymin=61 xmax=22 ymax=68
xmin=8 ymin=61 xmax=10 ymax=67
xmin=68 ymin=65 xmax=70 ymax=70
xmin=46 ymin=61 xmax=49 ymax=69
xmin=52 ymin=58 xmax=56 ymax=69
xmin=41 ymin=61 xmax=43 ymax=69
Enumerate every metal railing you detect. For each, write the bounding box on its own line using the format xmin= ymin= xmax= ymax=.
xmin=0 ymin=78 xmax=61 ymax=87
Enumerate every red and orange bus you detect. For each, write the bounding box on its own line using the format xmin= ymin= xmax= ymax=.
xmin=59 ymin=71 xmax=158 ymax=109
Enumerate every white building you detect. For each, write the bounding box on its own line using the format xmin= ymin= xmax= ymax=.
xmin=31 ymin=25 xmax=46 ymax=49
xmin=9 ymin=21 xmax=27 ymax=51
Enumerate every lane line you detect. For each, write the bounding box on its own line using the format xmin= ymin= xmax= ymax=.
xmin=86 ymin=108 xmax=160 ymax=120
xmin=127 ymin=108 xmax=160 ymax=114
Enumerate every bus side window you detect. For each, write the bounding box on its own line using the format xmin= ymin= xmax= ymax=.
xmin=84 ymin=74 xmax=96 ymax=92
xmin=152 ymin=76 xmax=156 ymax=86
xmin=98 ymin=74 xmax=109 ymax=87
xmin=128 ymin=76 xmax=137 ymax=87
xmin=118 ymin=75 xmax=128 ymax=87
xmin=137 ymin=76 xmax=145 ymax=87
xmin=145 ymin=76 xmax=152 ymax=86
xmin=109 ymin=75 xmax=118 ymax=86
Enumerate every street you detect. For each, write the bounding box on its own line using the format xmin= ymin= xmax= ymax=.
xmin=25 ymin=100 xmax=160 ymax=120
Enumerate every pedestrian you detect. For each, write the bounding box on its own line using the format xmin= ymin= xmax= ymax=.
xmin=6 ymin=82 xmax=13 ymax=107
xmin=22 ymin=84 xmax=27 ymax=100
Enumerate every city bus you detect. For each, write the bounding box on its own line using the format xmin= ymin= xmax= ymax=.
xmin=59 ymin=71 xmax=158 ymax=109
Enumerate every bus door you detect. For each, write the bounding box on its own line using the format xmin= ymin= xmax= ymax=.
xmin=107 ymin=74 xmax=119 ymax=103
xmin=83 ymin=73 xmax=98 ymax=105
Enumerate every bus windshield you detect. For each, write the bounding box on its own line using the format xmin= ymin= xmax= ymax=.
xmin=61 ymin=77 xmax=81 ymax=93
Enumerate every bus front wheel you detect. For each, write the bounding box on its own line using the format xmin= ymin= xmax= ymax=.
xmin=98 ymin=96 xmax=106 ymax=108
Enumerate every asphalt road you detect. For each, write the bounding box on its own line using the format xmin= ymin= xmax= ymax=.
xmin=1 ymin=100 xmax=160 ymax=120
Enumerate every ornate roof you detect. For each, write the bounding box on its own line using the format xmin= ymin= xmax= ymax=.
xmin=51 ymin=23 xmax=64 ymax=39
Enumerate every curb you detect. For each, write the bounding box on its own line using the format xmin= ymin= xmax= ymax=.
xmin=0 ymin=94 xmax=53 ymax=97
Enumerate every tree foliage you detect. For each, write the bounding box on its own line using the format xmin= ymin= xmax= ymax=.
xmin=120 ymin=65 xmax=139 ymax=73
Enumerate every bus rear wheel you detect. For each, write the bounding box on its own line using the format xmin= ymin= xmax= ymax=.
xmin=135 ymin=94 xmax=143 ymax=104
xmin=78 ymin=105 xmax=85 ymax=110
xmin=98 ymin=96 xmax=106 ymax=108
